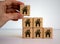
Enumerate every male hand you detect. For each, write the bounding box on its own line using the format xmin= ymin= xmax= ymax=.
xmin=0 ymin=0 xmax=24 ymax=27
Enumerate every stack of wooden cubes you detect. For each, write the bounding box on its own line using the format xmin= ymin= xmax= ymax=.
xmin=20 ymin=5 xmax=53 ymax=39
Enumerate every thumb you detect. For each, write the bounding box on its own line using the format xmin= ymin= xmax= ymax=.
xmin=7 ymin=13 xmax=23 ymax=20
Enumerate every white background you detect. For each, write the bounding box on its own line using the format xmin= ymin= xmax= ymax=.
xmin=0 ymin=0 xmax=60 ymax=44
xmin=1 ymin=0 xmax=60 ymax=29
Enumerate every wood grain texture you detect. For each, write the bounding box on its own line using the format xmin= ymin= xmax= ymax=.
xmin=22 ymin=27 xmax=33 ymax=38
xmin=33 ymin=18 xmax=43 ymax=27
xmin=43 ymin=27 xmax=53 ymax=39
xmin=20 ymin=5 xmax=30 ymax=16
xmin=22 ymin=18 xmax=33 ymax=27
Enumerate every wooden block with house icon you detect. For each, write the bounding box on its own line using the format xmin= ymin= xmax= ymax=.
xmin=20 ymin=5 xmax=30 ymax=16
xmin=33 ymin=18 xmax=43 ymax=27
xmin=33 ymin=27 xmax=44 ymax=38
xmin=22 ymin=18 xmax=33 ymax=27
xmin=22 ymin=17 xmax=53 ymax=39
xmin=22 ymin=27 xmax=33 ymax=38
xmin=43 ymin=27 xmax=53 ymax=39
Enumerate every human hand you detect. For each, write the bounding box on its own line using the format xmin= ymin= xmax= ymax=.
xmin=0 ymin=0 xmax=24 ymax=27
xmin=5 ymin=0 xmax=24 ymax=21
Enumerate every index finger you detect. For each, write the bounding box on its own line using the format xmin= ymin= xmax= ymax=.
xmin=17 ymin=1 xmax=24 ymax=5
xmin=13 ymin=1 xmax=24 ymax=5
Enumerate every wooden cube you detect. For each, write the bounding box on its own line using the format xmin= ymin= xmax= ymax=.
xmin=22 ymin=27 xmax=33 ymax=38
xmin=33 ymin=27 xmax=44 ymax=38
xmin=43 ymin=27 xmax=53 ymax=39
xmin=22 ymin=18 xmax=33 ymax=27
xmin=33 ymin=18 xmax=43 ymax=27
xmin=20 ymin=5 xmax=30 ymax=16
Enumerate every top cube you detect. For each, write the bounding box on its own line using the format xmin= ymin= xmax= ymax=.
xmin=20 ymin=5 xmax=30 ymax=16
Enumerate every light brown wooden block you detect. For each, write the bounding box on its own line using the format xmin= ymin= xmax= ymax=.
xmin=33 ymin=27 xmax=44 ymax=38
xmin=43 ymin=27 xmax=53 ymax=39
xmin=22 ymin=27 xmax=33 ymax=38
xmin=22 ymin=18 xmax=33 ymax=27
xmin=33 ymin=18 xmax=43 ymax=27
xmin=20 ymin=5 xmax=30 ymax=16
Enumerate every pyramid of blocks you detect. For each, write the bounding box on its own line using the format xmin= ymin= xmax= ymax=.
xmin=20 ymin=5 xmax=53 ymax=39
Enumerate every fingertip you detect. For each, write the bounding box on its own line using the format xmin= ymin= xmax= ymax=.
xmin=16 ymin=1 xmax=24 ymax=5
xmin=18 ymin=13 xmax=23 ymax=19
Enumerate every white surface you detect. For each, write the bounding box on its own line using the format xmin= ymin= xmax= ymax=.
xmin=0 ymin=29 xmax=60 ymax=44
xmin=1 ymin=0 xmax=60 ymax=29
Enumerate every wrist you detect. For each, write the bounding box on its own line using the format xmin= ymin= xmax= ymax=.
xmin=0 ymin=14 xmax=9 ymax=27
xmin=2 ymin=14 xmax=9 ymax=21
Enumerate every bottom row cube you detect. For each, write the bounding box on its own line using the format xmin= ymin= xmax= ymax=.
xmin=22 ymin=27 xmax=53 ymax=39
